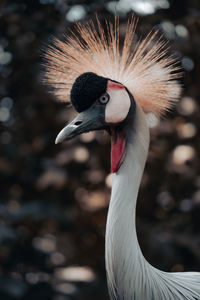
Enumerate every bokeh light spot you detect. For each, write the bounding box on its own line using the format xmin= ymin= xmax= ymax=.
xmin=175 ymin=24 xmax=188 ymax=38
xmin=74 ymin=146 xmax=89 ymax=163
xmin=160 ymin=20 xmax=175 ymax=39
xmin=193 ymin=190 xmax=200 ymax=204
xmin=131 ymin=1 xmax=155 ymax=15
xmin=181 ymin=57 xmax=194 ymax=71
xmin=157 ymin=191 xmax=173 ymax=208
xmin=55 ymin=266 xmax=96 ymax=282
xmin=33 ymin=235 xmax=56 ymax=253
xmin=36 ymin=168 xmax=67 ymax=189
xmin=177 ymin=97 xmax=197 ymax=116
xmin=85 ymin=169 xmax=104 ymax=184
xmin=0 ymin=51 xmax=12 ymax=65
xmin=54 ymin=282 xmax=77 ymax=295
xmin=66 ymin=5 xmax=86 ymax=22
xmin=0 ymin=107 xmax=10 ymax=122
xmin=1 ymin=97 xmax=13 ymax=109
xmin=80 ymin=132 xmax=95 ymax=143
xmin=179 ymin=199 xmax=193 ymax=212
xmin=75 ymin=188 xmax=108 ymax=212
xmin=25 ymin=273 xmax=39 ymax=284
xmin=105 ymin=173 xmax=112 ymax=188
xmin=176 ymin=123 xmax=196 ymax=139
xmin=7 ymin=200 xmax=20 ymax=213
xmin=172 ymin=145 xmax=195 ymax=165
xmin=50 ymin=252 xmax=65 ymax=265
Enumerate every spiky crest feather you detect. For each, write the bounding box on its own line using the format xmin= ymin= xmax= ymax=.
xmin=43 ymin=16 xmax=181 ymax=115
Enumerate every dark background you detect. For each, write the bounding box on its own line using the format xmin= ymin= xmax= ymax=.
xmin=0 ymin=0 xmax=200 ymax=299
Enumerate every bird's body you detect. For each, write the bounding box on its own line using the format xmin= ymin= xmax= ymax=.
xmin=43 ymin=16 xmax=200 ymax=300
xmin=106 ymin=103 xmax=200 ymax=300
xmin=106 ymin=103 xmax=150 ymax=299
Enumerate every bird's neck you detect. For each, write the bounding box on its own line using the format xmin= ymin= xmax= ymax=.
xmin=105 ymin=104 xmax=150 ymax=299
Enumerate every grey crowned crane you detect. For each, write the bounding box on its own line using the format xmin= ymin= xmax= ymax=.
xmin=43 ymin=16 xmax=200 ymax=300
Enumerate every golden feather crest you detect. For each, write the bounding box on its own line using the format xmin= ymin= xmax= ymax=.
xmin=43 ymin=16 xmax=181 ymax=116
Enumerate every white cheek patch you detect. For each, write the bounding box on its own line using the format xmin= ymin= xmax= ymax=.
xmin=105 ymin=87 xmax=131 ymax=124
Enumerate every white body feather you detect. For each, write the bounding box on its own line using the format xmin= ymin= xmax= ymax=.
xmin=105 ymin=104 xmax=200 ymax=300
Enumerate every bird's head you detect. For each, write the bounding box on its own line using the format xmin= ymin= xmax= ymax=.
xmin=55 ymin=72 xmax=135 ymax=173
xmin=44 ymin=17 xmax=181 ymax=173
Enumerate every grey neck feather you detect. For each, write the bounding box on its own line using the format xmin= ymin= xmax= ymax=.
xmin=105 ymin=104 xmax=200 ymax=300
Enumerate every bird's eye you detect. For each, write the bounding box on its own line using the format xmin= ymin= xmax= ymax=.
xmin=99 ymin=93 xmax=110 ymax=104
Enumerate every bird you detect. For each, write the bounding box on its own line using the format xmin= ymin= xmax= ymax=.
xmin=43 ymin=16 xmax=200 ymax=300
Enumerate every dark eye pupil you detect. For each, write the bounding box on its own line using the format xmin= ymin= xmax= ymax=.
xmin=101 ymin=96 xmax=107 ymax=102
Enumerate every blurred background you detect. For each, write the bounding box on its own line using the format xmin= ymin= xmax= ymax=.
xmin=0 ymin=0 xmax=200 ymax=299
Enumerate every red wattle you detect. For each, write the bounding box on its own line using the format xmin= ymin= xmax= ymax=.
xmin=111 ymin=132 xmax=126 ymax=173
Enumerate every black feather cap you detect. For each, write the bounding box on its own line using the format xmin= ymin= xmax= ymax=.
xmin=70 ymin=72 xmax=108 ymax=112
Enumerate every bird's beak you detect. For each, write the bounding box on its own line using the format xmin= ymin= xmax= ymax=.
xmin=55 ymin=105 xmax=107 ymax=144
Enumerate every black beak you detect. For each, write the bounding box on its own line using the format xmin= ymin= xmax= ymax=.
xmin=55 ymin=105 xmax=107 ymax=144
